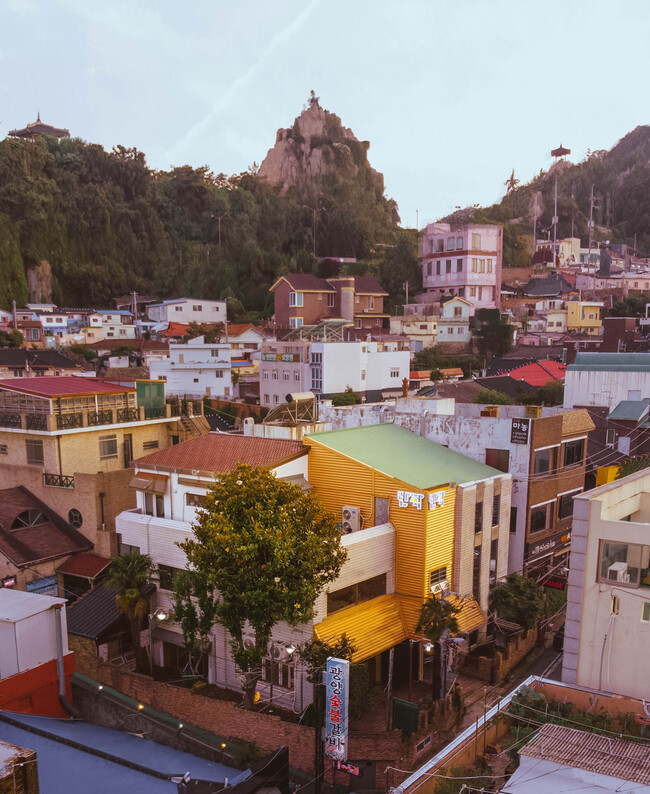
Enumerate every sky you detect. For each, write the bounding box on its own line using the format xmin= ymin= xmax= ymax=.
xmin=2 ymin=0 xmax=650 ymax=228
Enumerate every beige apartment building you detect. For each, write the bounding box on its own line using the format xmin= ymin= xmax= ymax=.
xmin=0 ymin=377 xmax=207 ymax=561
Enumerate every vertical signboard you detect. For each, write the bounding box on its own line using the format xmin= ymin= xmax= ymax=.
xmin=324 ymin=657 xmax=350 ymax=761
xmin=510 ymin=417 xmax=530 ymax=445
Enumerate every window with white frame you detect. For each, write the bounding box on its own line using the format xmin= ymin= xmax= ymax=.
xmin=261 ymin=658 xmax=295 ymax=689
xmin=289 ymin=292 xmax=303 ymax=307
xmin=289 ymin=317 xmax=303 ymax=329
xmin=390 ymin=368 xmax=399 ymax=377
xmin=294 ymin=371 xmax=301 ymax=382
xmin=272 ymin=371 xmax=279 ymax=380
xmin=99 ymin=434 xmax=118 ymax=460
xmin=327 ymin=293 xmax=335 ymax=308
xmin=283 ymin=371 xmax=290 ymax=381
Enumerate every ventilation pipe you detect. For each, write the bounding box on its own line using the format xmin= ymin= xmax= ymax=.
xmin=52 ymin=604 xmax=81 ymax=718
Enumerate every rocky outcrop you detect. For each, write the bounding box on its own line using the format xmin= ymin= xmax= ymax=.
xmin=258 ymin=96 xmax=383 ymax=193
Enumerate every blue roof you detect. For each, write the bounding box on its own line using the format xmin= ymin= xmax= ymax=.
xmin=96 ymin=309 xmax=133 ymax=316
xmin=607 ymin=398 xmax=650 ymax=421
xmin=0 ymin=712 xmax=241 ymax=793
xmin=567 ymin=353 xmax=650 ymax=372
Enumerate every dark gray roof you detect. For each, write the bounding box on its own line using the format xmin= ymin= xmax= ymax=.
xmin=205 ymin=414 xmax=236 ymax=432
xmin=0 ymin=350 xmax=80 ymax=368
xmin=524 ymin=274 xmax=574 ymax=297
xmin=475 ymin=375 xmax=539 ymax=400
xmin=66 ymin=582 xmax=124 ymax=640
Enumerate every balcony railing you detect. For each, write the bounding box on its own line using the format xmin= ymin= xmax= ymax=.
xmin=57 ymin=413 xmax=84 ymax=430
xmin=43 ymin=473 xmax=75 ymax=489
xmin=117 ymin=407 xmax=139 ymax=423
xmin=88 ymin=410 xmax=113 ymax=426
xmin=144 ymin=406 xmax=166 ymax=419
xmin=26 ymin=414 xmax=48 ymax=430
xmin=0 ymin=412 xmax=21 ymax=429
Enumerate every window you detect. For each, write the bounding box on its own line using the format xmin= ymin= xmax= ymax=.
xmin=492 ymin=494 xmax=501 ymax=527
xmin=446 ymin=260 xmax=452 ymax=273
xmin=175 ymin=305 xmax=182 ymax=312
xmin=427 ymin=262 xmax=432 ymax=276
xmin=144 ymin=492 xmax=164 ymax=518
xmin=311 ymin=352 xmax=322 ymax=364
xmin=273 ymin=395 xmax=279 ymax=405
xmin=598 ymin=541 xmax=650 ymax=588
xmin=471 ymin=233 xmax=481 ymax=249
xmin=289 ymin=292 xmax=303 ymax=307
xmin=25 ymin=440 xmax=44 ymax=466
xmin=456 ymin=237 xmax=463 ymax=250
xmin=294 ymin=371 xmax=301 ymax=382
xmin=262 ymin=659 xmax=295 ymax=689
xmin=193 ymin=378 xmax=199 ymax=383
xmin=475 ymin=501 xmax=483 ymax=534
xmin=272 ymin=371 xmax=279 ymax=380
xmin=436 ymin=261 xmax=441 ymax=275
xmin=485 ymin=448 xmax=509 ymax=473
xmin=534 ymin=448 xmax=555 ymax=475
xmin=447 ymin=237 xmax=455 ymax=251
xmin=437 ymin=239 xmax=444 ymax=252
xmin=454 ymin=306 xmax=462 ymax=317
xmin=563 ymin=438 xmax=585 ymax=466
xmin=264 ymin=394 xmax=270 ymax=405
xmin=11 ymin=509 xmax=46 ymax=529
xmin=558 ymin=490 xmax=580 ymax=520
xmin=510 ymin=506 xmax=517 ymax=533
xmin=472 ymin=546 xmax=482 ymax=597
xmin=283 ymin=371 xmax=290 ymax=381
xmin=327 ymin=293 xmax=335 ymax=308
xmin=327 ymin=574 xmax=386 ymax=614
xmin=158 ymin=564 xmax=184 ymax=591
xmin=143 ymin=440 xmax=159 ymax=451
xmin=390 ymin=368 xmax=399 ymax=378
xmin=530 ymin=502 xmax=552 ymax=534
xmin=0 ymin=444 xmax=7 ymax=455
xmin=374 ymin=496 xmax=390 ymax=524
xmin=368 ymin=296 xmax=375 ymax=310
xmin=470 ymin=286 xmax=477 ymax=298
xmin=430 ymin=566 xmax=448 ymax=587
xmin=289 ymin=317 xmax=303 ymax=329
xmin=361 ymin=369 xmax=366 ymax=380
xmin=263 ymin=371 xmax=269 ymax=380
xmin=311 ymin=368 xmax=322 ymax=391
xmin=215 ymin=371 xmax=224 ymax=378
xmin=192 ymin=305 xmax=203 ymax=311
xmin=99 ymin=435 xmax=118 ymax=460
xmin=642 ymin=602 xmax=650 ymax=622
xmin=456 ymin=259 xmax=463 ymax=272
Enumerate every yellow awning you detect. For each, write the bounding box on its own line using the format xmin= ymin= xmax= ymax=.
xmin=449 ymin=594 xmax=487 ymax=635
xmin=313 ymin=594 xmax=408 ymax=663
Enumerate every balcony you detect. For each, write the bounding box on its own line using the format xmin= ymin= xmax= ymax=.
xmin=57 ymin=413 xmax=84 ymax=430
xmin=26 ymin=414 xmax=48 ymax=430
xmin=43 ymin=473 xmax=75 ymax=489
xmin=117 ymin=408 xmax=139 ymax=423
xmin=0 ymin=412 xmax=21 ymax=429
xmin=88 ymin=410 xmax=113 ymax=426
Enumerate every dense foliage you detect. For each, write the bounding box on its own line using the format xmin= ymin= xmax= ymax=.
xmin=488 ymin=574 xmax=544 ymax=630
xmin=175 ymin=464 xmax=346 ymax=708
xmin=0 ymin=122 xmax=411 ymax=312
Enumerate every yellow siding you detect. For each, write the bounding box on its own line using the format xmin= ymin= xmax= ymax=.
xmin=424 ymin=486 xmax=456 ymax=599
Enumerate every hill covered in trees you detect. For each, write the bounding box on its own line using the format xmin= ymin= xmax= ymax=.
xmin=0 ymin=96 xmax=418 ymax=317
xmin=447 ymin=125 xmax=650 ymax=266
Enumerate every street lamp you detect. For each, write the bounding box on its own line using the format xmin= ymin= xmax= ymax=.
xmin=149 ymin=609 xmax=168 ymax=676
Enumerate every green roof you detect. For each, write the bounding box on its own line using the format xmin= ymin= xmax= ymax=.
xmin=567 ymin=353 xmax=650 ymax=372
xmin=306 ymin=423 xmax=502 ymax=489
xmin=607 ymin=399 xmax=650 ymax=421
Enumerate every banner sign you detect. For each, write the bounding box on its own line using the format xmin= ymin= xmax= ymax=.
xmin=324 ymin=657 xmax=350 ymax=761
xmin=334 ymin=761 xmax=362 ymax=777
xmin=541 ymin=575 xmax=566 ymax=590
xmin=397 ymin=491 xmax=424 ymax=509
xmin=510 ymin=418 xmax=530 ymax=445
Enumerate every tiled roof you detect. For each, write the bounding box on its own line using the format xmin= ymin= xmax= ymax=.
xmin=506 ymin=360 xmax=567 ymax=386
xmin=79 ymin=339 xmax=169 ymax=352
xmin=306 ymin=424 xmax=502 ymax=488
xmin=226 ymin=323 xmax=270 ymax=337
xmin=56 ymin=553 xmax=111 ymax=579
xmin=272 ymin=274 xmax=335 ymax=292
xmin=474 ymin=375 xmax=539 ymax=400
xmin=524 ymin=274 xmax=575 ymax=296
xmin=0 ymin=350 xmax=80 ymax=368
xmin=351 ymin=276 xmax=388 ymax=296
xmin=158 ymin=322 xmax=189 ymax=338
xmin=0 ymin=487 xmax=92 ymax=567
xmin=66 ymin=582 xmax=124 ymax=639
xmin=520 ymin=723 xmax=650 ymax=785
xmin=135 ymin=433 xmax=307 ymax=473
xmin=0 ymin=376 xmax=134 ymax=398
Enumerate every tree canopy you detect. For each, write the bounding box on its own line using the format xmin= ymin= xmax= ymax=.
xmin=175 ymin=463 xmax=346 ymax=708
xmin=488 ymin=573 xmax=544 ymax=630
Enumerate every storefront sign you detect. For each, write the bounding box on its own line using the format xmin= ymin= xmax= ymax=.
xmin=397 ymin=491 xmax=424 ymax=509
xmin=2 ymin=575 xmax=16 ymax=588
xmin=428 ymin=491 xmax=445 ymax=510
xmin=510 ymin=418 xmax=530 ymax=445
xmin=325 ymin=657 xmax=349 ymax=761
xmin=26 ymin=576 xmax=58 ymax=597
xmin=334 ymin=761 xmax=362 ymax=777
xmin=527 ymin=531 xmax=572 ymax=563
xmin=541 ymin=575 xmax=567 ymax=590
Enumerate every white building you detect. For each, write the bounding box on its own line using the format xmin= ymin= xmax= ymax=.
xmin=259 ymin=339 xmax=410 ymax=408
xmin=149 ymin=336 xmax=232 ymax=399
xmin=562 ymin=469 xmax=650 ymax=699
xmin=147 ymin=298 xmax=227 ymax=325
xmin=95 ymin=310 xmax=136 ymax=340
xmin=564 ymin=352 xmax=650 ymax=411
xmin=437 ymin=297 xmax=472 ymax=344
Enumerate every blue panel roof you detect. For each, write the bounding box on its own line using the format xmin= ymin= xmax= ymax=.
xmin=567 ymin=352 xmax=650 ymax=372
xmin=0 ymin=712 xmax=241 ymax=794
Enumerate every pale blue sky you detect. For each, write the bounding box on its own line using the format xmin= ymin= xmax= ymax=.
xmin=2 ymin=0 xmax=649 ymax=227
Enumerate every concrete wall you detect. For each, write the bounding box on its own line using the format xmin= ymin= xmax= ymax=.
xmin=564 ymin=368 xmax=650 ymax=410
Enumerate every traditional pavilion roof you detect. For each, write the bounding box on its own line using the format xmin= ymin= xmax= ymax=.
xmin=8 ymin=114 xmax=70 ymax=140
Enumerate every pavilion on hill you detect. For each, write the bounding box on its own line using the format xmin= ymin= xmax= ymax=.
xmin=8 ymin=113 xmax=70 ymax=140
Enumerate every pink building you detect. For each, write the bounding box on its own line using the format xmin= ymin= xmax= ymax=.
xmin=419 ymin=222 xmax=503 ymax=312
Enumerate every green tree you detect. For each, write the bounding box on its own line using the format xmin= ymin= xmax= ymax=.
xmin=416 ymin=595 xmax=461 ymax=701
xmin=331 ymin=386 xmax=362 ymax=406
xmin=473 ymin=388 xmax=515 ymax=405
xmin=297 ymin=634 xmax=356 ymax=683
xmin=0 ymin=215 xmax=28 ymax=310
xmin=488 ymin=574 xmax=543 ymax=630
xmin=616 ymin=455 xmax=650 ymax=479
xmin=182 ymin=321 xmax=225 ymax=343
xmin=474 ymin=309 xmax=514 ymax=359
xmin=537 ymin=380 xmax=564 ymax=406
xmin=106 ymin=552 xmax=156 ymax=674
xmin=0 ymin=329 xmax=24 ymax=348
xmin=172 ymin=569 xmax=219 ymax=676
xmin=176 ymin=464 xmax=346 ymax=708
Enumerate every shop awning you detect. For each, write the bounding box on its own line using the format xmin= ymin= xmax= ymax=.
xmin=56 ymin=553 xmax=111 ymax=580
xmin=313 ymin=593 xmax=408 ymax=663
xmin=129 ymin=473 xmax=167 ymax=494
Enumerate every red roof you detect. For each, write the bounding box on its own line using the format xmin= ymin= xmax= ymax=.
xmin=135 ymin=433 xmax=307 ymax=473
xmin=0 ymin=376 xmax=135 ymax=398
xmin=56 ymin=552 xmax=112 ymax=579
xmin=226 ymin=323 xmax=270 ymax=338
xmin=506 ymin=360 xmax=566 ymax=387
xmin=159 ymin=322 xmax=189 ymax=338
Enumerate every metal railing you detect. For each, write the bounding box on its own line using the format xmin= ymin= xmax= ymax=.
xmin=117 ymin=407 xmax=139 ymax=423
xmin=144 ymin=406 xmax=166 ymax=419
xmin=88 ymin=410 xmax=113 ymax=426
xmin=56 ymin=413 xmax=84 ymax=430
xmin=26 ymin=414 xmax=48 ymax=430
xmin=43 ymin=473 xmax=75 ymax=489
xmin=0 ymin=412 xmax=21 ymax=429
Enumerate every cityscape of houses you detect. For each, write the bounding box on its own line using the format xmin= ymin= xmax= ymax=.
xmin=3 ymin=120 xmax=650 ymax=791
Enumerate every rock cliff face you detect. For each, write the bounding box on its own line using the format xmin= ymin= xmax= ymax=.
xmin=258 ymin=97 xmax=384 ymax=194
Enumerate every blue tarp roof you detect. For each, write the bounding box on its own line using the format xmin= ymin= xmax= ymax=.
xmin=0 ymin=711 xmax=242 ymax=794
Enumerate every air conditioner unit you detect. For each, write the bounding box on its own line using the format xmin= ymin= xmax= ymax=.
xmin=268 ymin=643 xmax=287 ymax=662
xmin=430 ymin=580 xmax=449 ymax=595
xmin=243 ymin=637 xmax=256 ymax=651
xmin=607 ymin=562 xmax=628 ymax=582
xmin=341 ymin=506 xmax=361 ymax=534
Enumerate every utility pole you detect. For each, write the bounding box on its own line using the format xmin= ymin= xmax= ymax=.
xmin=588 ymin=184 xmax=596 ymax=298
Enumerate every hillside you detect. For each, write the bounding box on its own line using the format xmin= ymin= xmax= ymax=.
xmin=0 ymin=95 xmax=414 ymax=315
xmin=447 ymin=125 xmax=650 ymax=264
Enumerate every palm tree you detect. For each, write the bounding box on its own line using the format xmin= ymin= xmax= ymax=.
xmin=416 ymin=594 xmax=460 ymax=700
xmin=106 ymin=552 xmax=155 ymax=674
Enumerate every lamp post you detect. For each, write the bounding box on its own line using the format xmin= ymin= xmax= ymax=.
xmin=149 ymin=608 xmax=168 ymax=677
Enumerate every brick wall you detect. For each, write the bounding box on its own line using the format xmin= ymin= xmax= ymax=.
xmin=0 ymin=746 xmax=38 ymax=794
xmin=460 ymin=626 xmax=539 ymax=683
